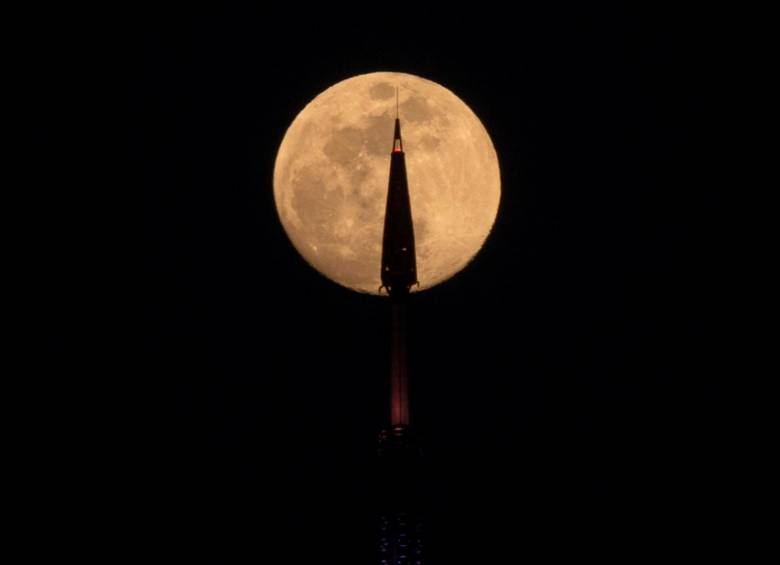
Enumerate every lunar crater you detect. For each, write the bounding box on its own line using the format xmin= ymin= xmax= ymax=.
xmin=400 ymin=95 xmax=435 ymax=123
xmin=369 ymin=82 xmax=396 ymax=100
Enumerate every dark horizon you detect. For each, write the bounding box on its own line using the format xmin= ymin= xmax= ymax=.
xmin=33 ymin=6 xmax=738 ymax=563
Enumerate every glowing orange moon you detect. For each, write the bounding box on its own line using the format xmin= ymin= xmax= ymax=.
xmin=273 ymin=72 xmax=501 ymax=294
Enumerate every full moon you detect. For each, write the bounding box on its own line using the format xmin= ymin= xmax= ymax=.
xmin=273 ymin=72 xmax=500 ymax=294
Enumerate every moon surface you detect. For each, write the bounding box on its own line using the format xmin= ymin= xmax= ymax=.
xmin=273 ymin=72 xmax=500 ymax=294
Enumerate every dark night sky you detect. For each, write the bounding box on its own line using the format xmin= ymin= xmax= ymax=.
xmin=83 ymin=5 xmax=737 ymax=563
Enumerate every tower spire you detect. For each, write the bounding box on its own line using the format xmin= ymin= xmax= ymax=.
xmin=377 ymin=109 xmax=424 ymax=565
xmin=392 ymin=88 xmax=403 ymax=153
xmin=381 ymin=118 xmax=416 ymax=295
xmin=381 ymin=110 xmax=417 ymax=427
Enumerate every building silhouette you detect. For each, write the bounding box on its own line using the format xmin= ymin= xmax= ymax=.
xmin=377 ymin=107 xmax=424 ymax=565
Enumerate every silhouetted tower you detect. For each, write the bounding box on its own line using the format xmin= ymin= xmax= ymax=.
xmin=381 ymin=109 xmax=418 ymax=427
xmin=378 ymin=100 xmax=424 ymax=565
